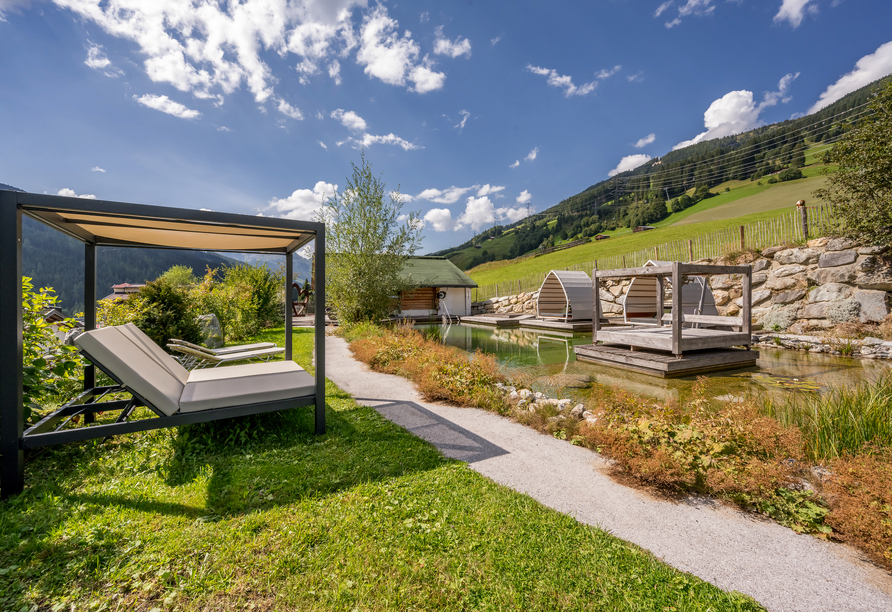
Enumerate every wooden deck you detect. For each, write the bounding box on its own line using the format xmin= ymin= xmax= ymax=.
xmin=519 ymin=318 xmax=593 ymax=333
xmin=595 ymin=326 xmax=751 ymax=353
xmin=574 ymin=344 xmax=759 ymax=378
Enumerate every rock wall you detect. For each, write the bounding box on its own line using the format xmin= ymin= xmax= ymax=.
xmin=470 ymin=236 xmax=891 ymax=333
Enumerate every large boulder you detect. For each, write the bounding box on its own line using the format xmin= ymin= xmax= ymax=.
xmin=198 ymin=313 xmax=224 ymax=349
xmin=818 ymin=250 xmax=857 ymax=268
xmin=751 ymin=272 xmax=768 ymax=286
xmin=761 ymin=246 xmax=785 ymax=258
xmin=854 ymin=290 xmax=890 ymax=323
xmin=599 ymin=288 xmax=616 ymax=303
xmin=774 ymin=248 xmax=821 ymax=265
xmin=808 ymin=265 xmax=857 ymax=285
xmin=858 ymin=245 xmax=887 ymax=255
xmin=799 ymin=303 xmax=828 ymax=319
xmin=766 ymin=275 xmax=800 ymax=291
xmin=773 ymin=264 xmax=806 ymax=277
xmin=854 ymin=269 xmax=892 ymax=291
xmin=807 ymin=237 xmax=830 ymax=248
xmin=752 ymin=259 xmax=771 ymax=273
xmin=808 ymin=283 xmax=853 ymax=303
xmin=772 ymin=289 xmax=806 ymax=305
xmin=825 ymin=237 xmax=858 ymax=251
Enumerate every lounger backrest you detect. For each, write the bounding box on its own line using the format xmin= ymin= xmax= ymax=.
xmin=118 ymin=323 xmax=190 ymax=383
xmin=74 ymin=326 xmax=185 ymax=416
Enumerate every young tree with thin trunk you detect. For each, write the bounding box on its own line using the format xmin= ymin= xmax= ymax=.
xmin=320 ymin=150 xmax=423 ymax=324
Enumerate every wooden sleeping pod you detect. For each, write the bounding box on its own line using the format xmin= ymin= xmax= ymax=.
xmin=536 ymin=270 xmax=593 ymax=322
xmin=623 ymin=260 xmax=718 ymax=325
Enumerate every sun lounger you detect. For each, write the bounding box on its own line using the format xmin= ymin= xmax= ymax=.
xmin=21 ymin=323 xmax=315 ymax=448
xmin=166 ymin=340 xmax=284 ymax=369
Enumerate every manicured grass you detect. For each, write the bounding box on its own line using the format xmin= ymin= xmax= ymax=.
xmin=0 ymin=327 xmax=764 ymax=611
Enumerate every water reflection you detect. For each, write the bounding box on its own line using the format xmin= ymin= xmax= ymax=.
xmin=416 ymin=323 xmax=892 ymax=403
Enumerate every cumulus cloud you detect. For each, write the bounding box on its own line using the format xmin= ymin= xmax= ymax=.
xmin=84 ymin=43 xmax=122 ymax=77
xmin=433 ymin=25 xmax=471 ymax=58
xmin=509 ymin=160 xmax=520 ymax=168
xmin=773 ymin=0 xmax=818 ymax=29
xmin=674 ymin=73 xmax=799 ymax=149
xmin=596 ymin=65 xmax=621 ymax=79
xmin=516 ymin=190 xmax=532 ymax=205
xmin=525 ymin=147 xmax=539 ymax=162
xmin=455 ymin=109 xmax=470 ymax=132
xmin=423 ymin=193 xmax=531 ymax=232
xmin=423 ymin=208 xmax=456 ymax=232
xmin=51 ymin=2 xmax=464 ymax=110
xmin=91 ymin=166 xmax=105 ymax=172
xmin=477 ymin=184 xmax=505 ymax=197
xmin=267 ymin=181 xmax=338 ymax=220
xmin=416 ymin=186 xmax=475 ymax=205
xmin=354 ymin=132 xmax=421 ymax=150
xmin=808 ymin=41 xmax=892 ymax=114
xmin=608 ymin=154 xmax=651 ymax=177
xmin=526 ymin=65 xmax=596 ymax=97
xmin=133 ymin=94 xmax=201 ymax=119
xmin=331 ymin=108 xmax=367 ymax=131
xmin=57 ymin=188 xmax=96 ymax=199
xmin=277 ymin=98 xmax=304 ymax=120
xmin=357 ymin=5 xmax=445 ymax=93
xmin=634 ymin=133 xmax=656 ymax=148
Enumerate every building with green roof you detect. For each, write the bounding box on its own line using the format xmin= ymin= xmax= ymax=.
xmin=397 ymin=256 xmax=477 ymax=318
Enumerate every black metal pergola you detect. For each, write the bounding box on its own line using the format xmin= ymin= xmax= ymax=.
xmin=0 ymin=190 xmax=326 ymax=498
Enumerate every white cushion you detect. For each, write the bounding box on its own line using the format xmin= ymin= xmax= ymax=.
xmin=118 ymin=323 xmax=189 ymax=384
xmin=74 ymin=326 xmax=185 ymax=416
xmin=179 ymin=361 xmax=315 ymax=413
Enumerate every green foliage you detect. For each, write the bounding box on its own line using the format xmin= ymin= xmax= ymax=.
xmin=767 ymin=176 xmax=778 ymax=184
xmin=96 ymin=294 xmax=150 ymax=327
xmin=814 ymin=81 xmax=892 ymax=246
xmin=159 ymin=264 xmax=199 ymax=286
xmin=778 ymin=168 xmax=803 ymax=182
xmin=133 ymin=277 xmax=203 ymax=347
xmin=322 ymin=151 xmax=423 ymax=324
xmin=222 ymin=262 xmax=284 ymax=329
xmin=21 ymin=277 xmax=82 ymax=422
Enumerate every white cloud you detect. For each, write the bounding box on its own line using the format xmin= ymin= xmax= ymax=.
xmin=509 ymin=160 xmax=520 ymax=168
xmin=654 ymin=1 xmax=674 ymax=17
xmin=423 ymin=208 xmax=456 ymax=232
xmin=419 ymin=12 xmax=429 ymax=23
xmin=277 ymin=98 xmax=304 ymax=120
xmin=491 ymin=35 xmax=501 ymax=46
xmin=354 ymin=132 xmax=421 ymax=150
xmin=595 ymin=65 xmax=621 ymax=79
xmin=477 ymin=184 xmax=505 ymax=197
xmin=608 ymin=154 xmax=651 ymax=177
xmin=627 ymin=72 xmax=644 ymax=83
xmin=217 ymin=126 xmax=231 ymax=132
xmin=516 ymin=190 xmax=532 ymax=205
xmin=525 ymin=147 xmax=539 ymax=162
xmin=526 ymin=65 xmax=596 ymax=97
xmin=357 ymin=5 xmax=445 ymax=93
xmin=634 ymin=133 xmax=656 ymax=148
xmin=456 ymin=196 xmax=498 ymax=231
xmin=395 ymin=192 xmax=413 ymax=203
xmin=773 ymin=0 xmax=818 ymax=29
xmin=500 ymin=206 xmax=531 ymax=223
xmin=85 ymin=42 xmax=123 ymax=77
xmin=674 ymin=74 xmax=799 ymax=149
xmin=433 ymin=25 xmax=471 ymax=58
xmin=0 ymin=0 xmax=35 ymax=21
xmin=808 ymin=41 xmax=892 ymax=114
xmin=267 ymin=181 xmax=338 ymax=220
xmin=331 ymin=108 xmax=367 ymax=131
xmin=91 ymin=166 xmax=105 ymax=172
xmin=133 ymin=94 xmax=201 ymax=120
xmin=455 ymin=109 xmax=470 ymax=131
xmin=416 ymin=186 xmax=475 ymax=205
xmin=319 ymin=141 xmax=328 ymax=150
xmin=328 ymin=60 xmax=342 ymax=84
xmin=57 ymin=188 xmax=96 ymax=199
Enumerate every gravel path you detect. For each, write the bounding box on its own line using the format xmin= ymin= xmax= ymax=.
xmin=325 ymin=336 xmax=892 ymax=612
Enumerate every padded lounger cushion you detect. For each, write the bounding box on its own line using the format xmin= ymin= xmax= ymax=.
xmin=75 ymin=326 xmax=186 ymax=416
xmin=179 ymin=361 xmax=314 ymax=413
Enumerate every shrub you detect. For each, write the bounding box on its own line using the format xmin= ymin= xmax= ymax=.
xmin=767 ymin=176 xmax=778 ymax=184
xmin=134 ymin=277 xmax=203 ymax=347
xmin=159 ymin=264 xmax=198 ymax=286
xmin=778 ymin=168 xmax=803 ymax=182
xmin=97 ymin=293 xmax=150 ymax=327
xmin=759 ymin=305 xmax=799 ymax=331
xmin=22 ymin=277 xmax=82 ymax=422
xmin=827 ymin=298 xmax=860 ymax=324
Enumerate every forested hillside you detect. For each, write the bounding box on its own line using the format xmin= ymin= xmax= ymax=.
xmin=433 ymin=75 xmax=890 ymax=269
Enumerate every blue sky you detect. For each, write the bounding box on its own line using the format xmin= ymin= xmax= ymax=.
xmin=2 ymin=0 xmax=891 ymax=254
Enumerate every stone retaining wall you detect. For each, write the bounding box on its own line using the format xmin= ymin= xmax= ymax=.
xmin=470 ymin=236 xmax=891 ymax=334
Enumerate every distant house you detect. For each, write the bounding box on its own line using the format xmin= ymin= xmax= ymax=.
xmin=101 ymin=283 xmax=145 ymax=302
xmin=594 ymin=234 xmax=610 ymax=240
xmin=397 ymin=256 xmax=477 ymax=318
xmin=633 ymin=226 xmax=656 ymax=233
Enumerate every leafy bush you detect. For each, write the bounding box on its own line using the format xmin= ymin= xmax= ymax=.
xmin=133 ymin=277 xmax=203 ymax=347
xmin=223 ymin=262 xmax=284 ymax=329
xmin=767 ymin=176 xmax=778 ymax=184
xmin=827 ymin=298 xmax=860 ymax=324
xmin=96 ymin=293 xmax=149 ymax=327
xmin=22 ymin=277 xmax=82 ymax=422
xmin=759 ymin=305 xmax=799 ymax=331
xmin=778 ymin=168 xmax=803 ymax=182
xmin=159 ymin=264 xmax=198 ymax=286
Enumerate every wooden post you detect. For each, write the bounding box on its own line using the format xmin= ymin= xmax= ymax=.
xmin=739 ymin=225 xmax=745 ymax=251
xmin=671 ymin=262 xmax=682 ymax=357
xmin=656 ymin=275 xmax=664 ymax=327
xmin=798 ymin=200 xmax=808 ymax=240
xmin=622 ymin=255 xmax=626 ymax=268
xmin=688 ymin=239 xmax=694 ymax=262
xmin=742 ymin=263 xmax=752 ymax=343
xmin=592 ymin=264 xmax=599 ymax=345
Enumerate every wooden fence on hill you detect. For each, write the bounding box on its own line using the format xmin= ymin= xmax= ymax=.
xmin=471 ymin=205 xmax=841 ymax=302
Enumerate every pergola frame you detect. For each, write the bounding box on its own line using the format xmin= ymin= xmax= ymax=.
xmin=0 ymin=190 xmax=326 ymax=498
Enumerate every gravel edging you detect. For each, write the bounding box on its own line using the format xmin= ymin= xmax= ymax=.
xmin=325 ymin=336 xmax=892 ymax=612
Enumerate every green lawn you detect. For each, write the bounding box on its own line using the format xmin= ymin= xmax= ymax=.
xmin=0 ymin=328 xmax=763 ymax=611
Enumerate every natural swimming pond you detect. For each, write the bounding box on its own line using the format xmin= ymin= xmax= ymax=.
xmin=415 ymin=323 xmax=892 ymax=403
